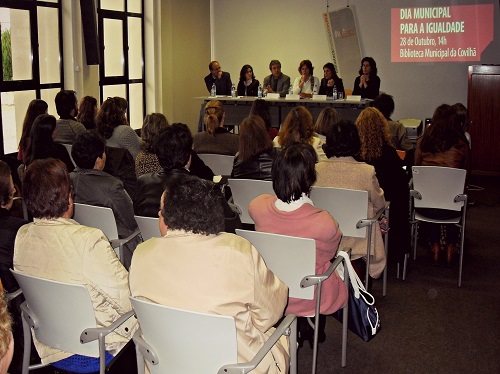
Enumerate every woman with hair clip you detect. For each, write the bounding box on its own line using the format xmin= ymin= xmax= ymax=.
xmin=18 ymin=99 xmax=48 ymax=163
xmin=237 ymin=64 xmax=260 ymax=97
xmin=24 ymin=114 xmax=74 ymax=173
xmin=193 ymin=100 xmax=239 ymax=155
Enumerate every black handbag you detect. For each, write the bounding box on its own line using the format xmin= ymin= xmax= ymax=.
xmin=334 ymin=251 xmax=381 ymax=342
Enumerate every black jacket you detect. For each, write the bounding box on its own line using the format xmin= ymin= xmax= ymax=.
xmin=231 ymin=149 xmax=279 ymax=181
xmin=0 ymin=208 xmax=27 ymax=292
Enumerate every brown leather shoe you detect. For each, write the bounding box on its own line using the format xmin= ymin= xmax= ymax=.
xmin=431 ymin=243 xmax=440 ymax=265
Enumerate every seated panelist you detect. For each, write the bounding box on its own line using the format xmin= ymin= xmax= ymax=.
xmin=263 ymin=60 xmax=291 ymax=97
xmin=204 ymin=60 xmax=232 ymax=96
xmin=237 ymin=64 xmax=260 ymax=97
xmin=291 ymin=60 xmax=320 ymax=99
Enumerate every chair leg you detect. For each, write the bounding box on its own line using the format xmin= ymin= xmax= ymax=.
xmin=412 ymin=222 xmax=419 ymax=260
xmin=21 ymin=314 xmax=31 ymax=374
xmin=458 ymin=225 xmax=465 ymax=287
xmin=289 ymin=319 xmax=297 ymax=374
xmin=402 ymin=254 xmax=408 ymax=281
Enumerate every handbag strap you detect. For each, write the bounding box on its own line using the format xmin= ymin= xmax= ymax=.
xmin=336 ymin=251 xmax=376 ymax=306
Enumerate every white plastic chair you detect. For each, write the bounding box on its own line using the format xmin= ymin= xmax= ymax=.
xmin=134 ymin=215 xmax=161 ymax=241
xmin=227 ymin=178 xmax=274 ymax=224
xmin=410 ymin=166 xmax=468 ymax=287
xmin=73 ymin=203 xmax=140 ymax=262
xmin=62 ymin=143 xmax=76 ymax=167
xmin=310 ymin=186 xmax=390 ymax=295
xmin=198 ymin=153 xmax=234 ymax=176
xmin=236 ymin=229 xmax=349 ymax=373
xmin=130 ymin=297 xmax=296 ymax=374
xmin=11 ymin=270 xmax=134 ymax=374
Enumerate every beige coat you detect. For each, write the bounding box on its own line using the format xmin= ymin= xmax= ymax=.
xmin=129 ymin=230 xmax=290 ymax=374
xmin=13 ymin=218 xmax=137 ymax=364
xmin=315 ymin=156 xmax=387 ymax=278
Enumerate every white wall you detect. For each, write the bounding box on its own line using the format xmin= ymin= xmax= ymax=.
xmin=212 ymin=0 xmax=500 ymax=121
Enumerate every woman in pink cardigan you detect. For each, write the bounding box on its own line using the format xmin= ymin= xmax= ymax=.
xmin=249 ymin=142 xmax=348 ymax=347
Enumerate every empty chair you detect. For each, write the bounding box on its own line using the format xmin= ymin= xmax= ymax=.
xmin=236 ymin=229 xmax=349 ymax=373
xmin=134 ymin=215 xmax=161 ymax=241
xmin=73 ymin=202 xmax=140 ymax=265
xmin=310 ymin=186 xmax=390 ymax=294
xmin=227 ymin=178 xmax=274 ymax=224
xmin=197 ymin=153 xmax=234 ymax=176
xmin=131 ymin=298 xmax=296 ymax=374
xmin=410 ymin=166 xmax=468 ymax=286
xmin=11 ymin=270 xmax=135 ymax=374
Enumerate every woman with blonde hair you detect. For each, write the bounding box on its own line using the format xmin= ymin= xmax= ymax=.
xmin=193 ymin=100 xmax=239 ymax=155
xmin=314 ymin=107 xmax=339 ymax=142
xmin=356 ymin=107 xmax=410 ymax=266
xmin=273 ymin=106 xmax=326 ymax=160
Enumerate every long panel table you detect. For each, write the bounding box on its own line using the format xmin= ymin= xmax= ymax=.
xmin=195 ymin=96 xmax=370 ymax=132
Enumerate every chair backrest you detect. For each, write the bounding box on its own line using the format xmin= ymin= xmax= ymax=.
xmin=73 ymin=203 xmax=119 ymax=241
xmin=236 ymin=229 xmax=316 ymax=300
xmin=11 ymin=270 xmax=100 ymax=357
xmin=310 ymin=187 xmax=368 ymax=238
xmin=62 ymin=143 xmax=76 ymax=166
xmin=198 ymin=154 xmax=234 ymax=176
xmin=134 ymin=215 xmax=161 ymax=241
xmin=412 ymin=166 xmax=466 ymax=211
xmin=130 ymin=298 xmax=237 ymax=374
xmin=227 ymin=179 xmax=274 ymax=224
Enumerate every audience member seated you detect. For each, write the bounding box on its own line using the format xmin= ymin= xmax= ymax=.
xmin=135 ymin=113 xmax=213 ymax=180
xmin=314 ymin=107 xmax=339 ymax=142
xmin=452 ymin=102 xmax=471 ymax=148
xmin=0 ymin=161 xmax=27 ymax=374
xmin=14 ymin=158 xmax=137 ymax=370
xmin=0 ymin=292 xmax=14 ymax=374
xmin=315 ymin=120 xmax=387 ymax=277
xmin=76 ymin=96 xmax=98 ymax=130
xmin=356 ymin=107 xmax=410 ymax=265
xmin=319 ymin=62 xmax=345 ymax=98
xmin=70 ymin=131 xmax=141 ymax=269
xmin=352 ymin=57 xmax=380 ymax=99
xmin=273 ymin=106 xmax=326 ymax=161
xmin=231 ymin=115 xmax=279 ymax=181
xmin=237 ymin=64 xmax=260 ymax=97
xmin=129 ymin=175 xmax=289 ymax=374
xmin=249 ymin=99 xmax=278 ymax=140
xmin=193 ymin=100 xmax=239 ymax=156
xmin=23 ymin=114 xmax=74 ymax=173
xmin=97 ymin=97 xmax=141 ymax=159
xmin=54 ymin=90 xmax=86 ymax=144
xmin=415 ymin=104 xmax=470 ymax=265
xmin=249 ymin=143 xmax=348 ymax=347
xmin=292 ymin=60 xmax=320 ymax=98
xmin=135 ymin=123 xmax=241 ymax=232
xmin=372 ymin=94 xmax=414 ymax=152
xmin=263 ymin=59 xmax=290 ymax=98
xmin=204 ymin=60 xmax=232 ymax=96
xmin=17 ymin=99 xmax=48 ymax=163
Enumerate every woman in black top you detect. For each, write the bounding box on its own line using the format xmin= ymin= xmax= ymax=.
xmin=319 ymin=62 xmax=345 ymax=98
xmin=353 ymin=57 xmax=380 ymax=99
xmin=237 ymin=64 xmax=260 ymax=97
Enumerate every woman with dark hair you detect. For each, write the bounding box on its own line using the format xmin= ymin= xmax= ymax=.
xmin=314 ymin=107 xmax=339 ymax=142
xmin=415 ymin=105 xmax=470 ymax=264
xmin=249 ymin=143 xmax=347 ymax=346
xmin=130 ymin=174 xmax=288 ymax=374
xmin=237 ymin=64 xmax=260 ymax=97
xmin=193 ymin=100 xmax=239 ymax=155
xmin=76 ymin=96 xmax=98 ymax=130
xmin=14 ymin=158 xmax=137 ymax=371
xmin=352 ymin=57 xmax=380 ymax=99
xmin=249 ymin=99 xmax=278 ymax=139
xmin=231 ymin=115 xmax=278 ymax=181
xmin=315 ymin=120 xmax=387 ymax=278
xmin=273 ymin=106 xmax=326 ymax=160
xmin=356 ymin=107 xmax=410 ymax=266
xmin=17 ymin=99 xmax=48 ymax=163
xmin=319 ymin=62 xmax=345 ymax=98
xmin=25 ymin=114 xmax=74 ymax=172
xmin=292 ymin=60 xmax=320 ymax=98
xmin=97 ymin=97 xmax=141 ymax=158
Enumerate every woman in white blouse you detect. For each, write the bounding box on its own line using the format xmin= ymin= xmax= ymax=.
xmin=292 ymin=60 xmax=320 ymax=98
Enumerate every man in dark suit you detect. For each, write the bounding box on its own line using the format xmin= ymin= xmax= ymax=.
xmin=204 ymin=61 xmax=232 ymax=96
xmin=263 ymin=60 xmax=291 ymax=97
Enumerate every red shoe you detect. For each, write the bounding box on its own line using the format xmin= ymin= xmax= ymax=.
xmin=446 ymin=243 xmax=456 ymax=266
xmin=431 ymin=243 xmax=440 ymax=265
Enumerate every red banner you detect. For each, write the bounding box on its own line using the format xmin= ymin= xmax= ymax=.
xmin=391 ymin=4 xmax=494 ymax=62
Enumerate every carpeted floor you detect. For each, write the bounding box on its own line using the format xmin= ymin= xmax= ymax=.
xmin=297 ymin=175 xmax=500 ymax=373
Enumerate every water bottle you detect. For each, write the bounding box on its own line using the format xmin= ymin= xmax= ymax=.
xmin=257 ymin=84 xmax=263 ymax=98
xmin=333 ymin=85 xmax=338 ymax=100
xmin=231 ymin=84 xmax=236 ymax=98
xmin=210 ymin=83 xmax=216 ymax=97
xmin=289 ymin=85 xmax=293 ymax=95
xmin=313 ymin=83 xmax=318 ymax=95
